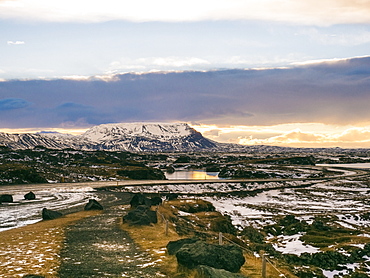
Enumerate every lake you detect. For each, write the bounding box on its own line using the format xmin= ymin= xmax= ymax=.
xmin=165 ymin=170 xmax=221 ymax=180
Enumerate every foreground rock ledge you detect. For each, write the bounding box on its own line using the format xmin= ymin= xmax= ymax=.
xmin=175 ymin=241 xmax=245 ymax=273
xmin=195 ymin=265 xmax=247 ymax=278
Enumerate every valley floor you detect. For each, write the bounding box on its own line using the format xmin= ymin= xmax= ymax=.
xmin=2 ymin=166 xmax=370 ymax=277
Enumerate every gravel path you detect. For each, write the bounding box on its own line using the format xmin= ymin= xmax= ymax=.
xmin=58 ymin=193 xmax=166 ymax=278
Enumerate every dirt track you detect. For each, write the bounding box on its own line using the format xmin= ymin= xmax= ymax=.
xmin=0 ymin=191 xmax=167 ymax=278
xmin=59 ymin=204 xmax=166 ymax=278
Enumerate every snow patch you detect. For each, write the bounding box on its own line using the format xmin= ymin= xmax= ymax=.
xmin=272 ymin=234 xmax=320 ymax=255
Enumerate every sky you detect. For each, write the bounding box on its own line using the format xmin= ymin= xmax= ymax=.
xmin=1 ymin=0 xmax=370 ymax=148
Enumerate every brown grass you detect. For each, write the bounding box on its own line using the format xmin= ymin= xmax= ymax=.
xmin=121 ymin=202 xmax=298 ymax=278
xmin=120 ymin=213 xmax=183 ymax=277
xmin=0 ymin=210 xmax=101 ymax=278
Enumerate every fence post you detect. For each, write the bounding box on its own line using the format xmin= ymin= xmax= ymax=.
xmin=262 ymin=253 xmax=267 ymax=278
xmin=219 ymin=232 xmax=223 ymax=245
xmin=165 ymin=219 xmax=169 ymax=236
xmin=161 ymin=213 xmax=166 ymax=223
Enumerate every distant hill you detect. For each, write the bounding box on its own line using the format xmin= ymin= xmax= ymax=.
xmin=0 ymin=123 xmax=218 ymax=152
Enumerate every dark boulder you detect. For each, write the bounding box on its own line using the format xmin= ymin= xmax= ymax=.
xmin=176 ymin=241 xmax=245 ymax=273
xmin=123 ymin=205 xmax=158 ymax=226
xmin=24 ymin=191 xmax=36 ymax=200
xmin=174 ymin=156 xmax=191 ymax=163
xmin=166 ymin=166 xmax=175 ymax=173
xmin=84 ymin=199 xmax=103 ymax=210
xmin=0 ymin=194 xmax=13 ymax=203
xmin=167 ymin=237 xmax=199 ymax=255
xmin=130 ymin=193 xmax=152 ymax=208
xmin=150 ymin=196 xmax=162 ymax=206
xmin=218 ymin=167 xmax=272 ymax=179
xmin=117 ymin=166 xmax=166 ymax=180
xmin=42 ymin=208 xmax=63 ymax=220
xmin=195 ymin=265 xmax=247 ymax=278
xmin=176 ymin=200 xmax=215 ymax=213
xmin=205 ymin=164 xmax=220 ymax=172
xmin=240 ymin=226 xmax=264 ymax=244
xmin=166 ymin=193 xmax=178 ymax=201
xmin=209 ymin=214 xmax=237 ymax=236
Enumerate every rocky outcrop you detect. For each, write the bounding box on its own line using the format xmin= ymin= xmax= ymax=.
xmin=166 ymin=238 xmax=199 ymax=255
xmin=0 ymin=194 xmax=13 ymax=203
xmin=195 ymin=265 xmax=247 ymax=278
xmin=42 ymin=208 xmax=63 ymax=220
xmin=218 ymin=167 xmax=272 ymax=179
xmin=117 ymin=166 xmax=166 ymax=180
xmin=175 ymin=241 xmax=245 ymax=273
xmin=24 ymin=191 xmax=36 ymax=200
xmin=150 ymin=196 xmax=162 ymax=206
xmin=123 ymin=205 xmax=158 ymax=226
xmin=206 ymin=212 xmax=237 ymax=236
xmin=130 ymin=193 xmax=152 ymax=208
xmin=174 ymin=199 xmax=215 ymax=213
xmin=84 ymin=199 xmax=103 ymax=210
xmin=166 ymin=193 xmax=178 ymax=201
xmin=129 ymin=193 xmax=163 ymax=208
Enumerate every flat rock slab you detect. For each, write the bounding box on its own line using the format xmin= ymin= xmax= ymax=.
xmin=58 ymin=206 xmax=165 ymax=278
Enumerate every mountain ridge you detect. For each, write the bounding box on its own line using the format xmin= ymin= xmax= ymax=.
xmin=1 ymin=122 xmax=366 ymax=153
xmin=0 ymin=123 xmax=220 ymax=152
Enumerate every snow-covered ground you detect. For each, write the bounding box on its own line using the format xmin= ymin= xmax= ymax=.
xmin=119 ymin=176 xmax=370 ymax=277
xmin=2 ymin=174 xmax=370 ymax=277
xmin=272 ymin=234 xmax=320 ymax=255
xmin=119 ymin=180 xmax=314 ymax=195
xmin=0 ymin=186 xmax=99 ymax=232
xmin=120 ymin=178 xmax=370 ymax=228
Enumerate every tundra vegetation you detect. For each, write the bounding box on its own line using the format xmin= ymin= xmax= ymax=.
xmin=122 ymin=180 xmax=370 ymax=277
xmin=1 ymin=145 xmax=369 ymax=184
xmin=2 ymin=146 xmax=370 ymax=277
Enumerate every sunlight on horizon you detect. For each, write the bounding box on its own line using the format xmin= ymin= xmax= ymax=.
xmin=2 ymin=122 xmax=370 ymax=148
xmin=191 ymin=123 xmax=370 ymax=148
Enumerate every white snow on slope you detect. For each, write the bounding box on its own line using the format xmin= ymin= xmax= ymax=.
xmin=82 ymin=122 xmax=194 ymax=142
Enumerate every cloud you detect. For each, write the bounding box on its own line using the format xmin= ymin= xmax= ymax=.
xmin=0 ymin=56 xmax=370 ymax=134
xmin=192 ymin=123 xmax=370 ymax=147
xmin=107 ymin=57 xmax=211 ymax=74
xmin=7 ymin=41 xmax=25 ymax=45
xmin=261 ymin=130 xmax=326 ymax=144
xmin=0 ymin=98 xmax=31 ymax=111
xmin=1 ymin=0 xmax=370 ymax=25
xmin=297 ymin=28 xmax=370 ymax=46
xmin=333 ymin=128 xmax=370 ymax=142
xmin=241 ymin=128 xmax=370 ymax=147
xmin=55 ymin=102 xmax=111 ymax=125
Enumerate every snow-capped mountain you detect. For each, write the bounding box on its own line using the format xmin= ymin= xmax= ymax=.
xmin=0 ymin=123 xmax=218 ymax=152
xmin=80 ymin=122 xmax=217 ymax=151
xmin=0 ymin=131 xmax=93 ymax=150
xmin=82 ymin=122 xmax=196 ymax=142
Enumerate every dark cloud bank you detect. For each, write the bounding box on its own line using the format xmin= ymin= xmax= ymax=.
xmin=0 ymin=56 xmax=369 ymax=129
